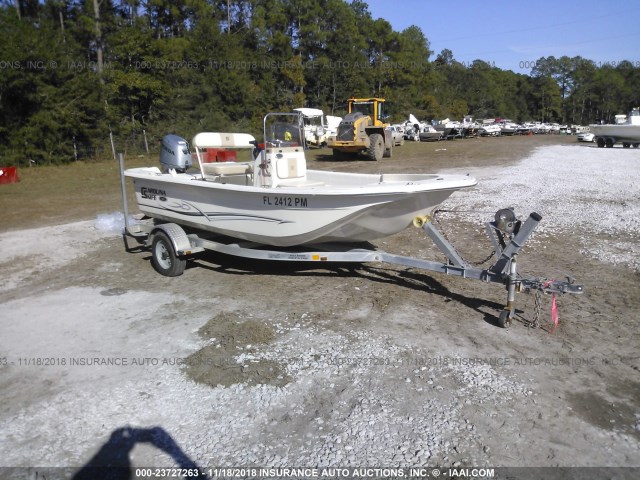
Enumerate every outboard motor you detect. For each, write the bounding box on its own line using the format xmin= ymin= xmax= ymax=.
xmin=160 ymin=134 xmax=192 ymax=173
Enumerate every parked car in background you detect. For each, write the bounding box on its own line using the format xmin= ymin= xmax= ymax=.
xmin=577 ymin=132 xmax=595 ymax=142
xmin=390 ymin=125 xmax=405 ymax=146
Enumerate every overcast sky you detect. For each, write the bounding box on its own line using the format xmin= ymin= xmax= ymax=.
xmin=364 ymin=0 xmax=640 ymax=73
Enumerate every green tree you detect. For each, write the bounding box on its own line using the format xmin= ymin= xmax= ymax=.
xmin=0 ymin=5 xmax=105 ymax=164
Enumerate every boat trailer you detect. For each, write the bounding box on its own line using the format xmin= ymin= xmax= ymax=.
xmin=122 ymin=207 xmax=582 ymax=330
xmin=119 ymin=157 xmax=582 ymax=329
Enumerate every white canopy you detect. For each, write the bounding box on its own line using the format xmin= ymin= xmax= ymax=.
xmin=294 ymin=108 xmax=324 ymax=118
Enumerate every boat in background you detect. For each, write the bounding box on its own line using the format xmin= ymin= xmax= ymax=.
xmin=497 ymin=119 xmax=518 ymax=135
xmin=590 ymin=108 xmax=640 ymax=148
xmin=401 ymin=114 xmax=428 ymax=141
xmin=124 ymin=113 xmax=477 ymax=247
xmin=478 ymin=120 xmax=501 ymax=136
xmin=461 ymin=116 xmax=478 ymax=137
xmin=293 ymin=107 xmax=341 ymax=148
xmin=419 ymin=125 xmax=444 ymax=142
xmin=433 ymin=118 xmax=461 ymax=139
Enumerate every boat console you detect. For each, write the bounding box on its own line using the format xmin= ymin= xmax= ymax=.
xmin=253 ymin=112 xmax=322 ymax=188
xmin=187 ymin=113 xmax=316 ymax=188
xmin=257 ymin=145 xmax=314 ymax=187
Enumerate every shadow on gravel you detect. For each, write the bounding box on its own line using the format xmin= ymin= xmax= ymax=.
xmin=73 ymin=426 xmax=208 ymax=480
xmin=361 ymin=265 xmax=508 ymax=327
xmin=190 ymin=250 xmax=509 ymax=327
xmin=567 ymin=390 xmax=640 ymax=441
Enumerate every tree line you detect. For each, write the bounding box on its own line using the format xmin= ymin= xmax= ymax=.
xmin=1 ymin=0 xmax=638 ymax=165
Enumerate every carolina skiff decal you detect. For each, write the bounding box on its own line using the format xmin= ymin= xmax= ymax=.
xmin=141 ymin=187 xmax=167 ymax=200
xmin=263 ymin=195 xmax=308 ymax=207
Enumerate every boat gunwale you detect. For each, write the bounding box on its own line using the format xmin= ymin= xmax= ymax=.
xmin=124 ymin=167 xmax=478 ymax=196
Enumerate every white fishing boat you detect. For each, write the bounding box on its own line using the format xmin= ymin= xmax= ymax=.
xmin=402 ymin=114 xmax=428 ymax=141
xmin=497 ymin=119 xmax=518 ymax=136
xmin=478 ymin=120 xmax=501 ymax=137
xmin=124 ymin=113 xmax=477 ymax=247
xmin=418 ymin=125 xmax=444 ymax=142
xmin=532 ymin=122 xmax=550 ymax=134
xmin=461 ymin=116 xmax=478 ymax=137
xmin=433 ymin=118 xmax=461 ymax=139
xmin=591 ymin=108 xmax=640 ymax=148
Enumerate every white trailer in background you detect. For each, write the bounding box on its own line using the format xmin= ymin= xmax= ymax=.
xmin=294 ymin=108 xmax=342 ymax=147
xmin=591 ymin=108 xmax=640 ymax=148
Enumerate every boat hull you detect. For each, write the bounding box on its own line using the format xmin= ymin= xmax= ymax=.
xmin=590 ymin=124 xmax=640 ymax=143
xmin=125 ymin=169 xmax=476 ymax=246
xmin=419 ymin=132 xmax=443 ymax=142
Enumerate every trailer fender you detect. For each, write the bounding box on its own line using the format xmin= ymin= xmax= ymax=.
xmin=148 ymin=223 xmax=193 ymax=256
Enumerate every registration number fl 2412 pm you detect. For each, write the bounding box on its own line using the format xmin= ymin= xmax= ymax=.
xmin=263 ymin=196 xmax=308 ymax=208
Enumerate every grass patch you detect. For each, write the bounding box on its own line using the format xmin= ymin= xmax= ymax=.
xmin=0 ymin=155 xmax=152 ymax=232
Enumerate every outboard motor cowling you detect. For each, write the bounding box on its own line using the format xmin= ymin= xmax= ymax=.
xmin=160 ymin=134 xmax=192 ymax=173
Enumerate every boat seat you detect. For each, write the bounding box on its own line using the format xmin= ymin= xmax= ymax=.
xmin=201 ymin=162 xmax=252 ymax=176
xmin=192 ymin=132 xmax=257 ymax=182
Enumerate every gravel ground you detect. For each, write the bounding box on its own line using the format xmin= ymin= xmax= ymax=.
xmin=0 ymin=140 xmax=638 ymax=479
xmin=442 ymin=144 xmax=640 ymax=270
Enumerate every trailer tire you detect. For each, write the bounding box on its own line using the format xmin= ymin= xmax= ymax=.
xmin=151 ymin=231 xmax=186 ymax=277
xmin=596 ymin=137 xmax=605 ymax=148
xmin=605 ymin=138 xmax=614 ymax=148
xmin=367 ymin=133 xmax=384 ymax=161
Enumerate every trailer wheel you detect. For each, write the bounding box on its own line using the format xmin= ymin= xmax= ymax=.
xmin=623 ymin=142 xmax=630 ymax=148
xmin=497 ymin=310 xmax=512 ymax=328
xmin=367 ymin=134 xmax=384 ymax=161
xmin=633 ymin=143 xmax=639 ymax=148
xmin=151 ymin=231 xmax=186 ymax=277
xmin=596 ymin=137 xmax=605 ymax=148
xmin=605 ymin=138 xmax=614 ymax=148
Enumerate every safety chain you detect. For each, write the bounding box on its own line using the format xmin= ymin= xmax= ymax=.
xmin=474 ymin=249 xmax=498 ymax=267
xmin=432 ymin=209 xmax=496 ymax=267
xmin=530 ymin=288 xmax=543 ymax=329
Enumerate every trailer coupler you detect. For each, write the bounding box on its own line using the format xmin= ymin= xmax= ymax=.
xmin=519 ymin=277 xmax=584 ymax=295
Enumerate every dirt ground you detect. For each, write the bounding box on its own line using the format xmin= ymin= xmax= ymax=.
xmin=0 ymin=134 xmax=638 ymax=478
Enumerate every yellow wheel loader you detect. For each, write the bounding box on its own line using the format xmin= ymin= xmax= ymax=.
xmin=327 ymin=98 xmax=393 ymax=161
